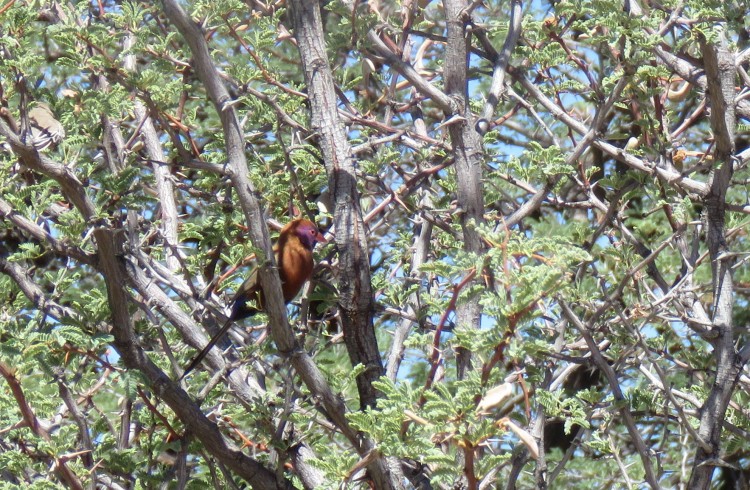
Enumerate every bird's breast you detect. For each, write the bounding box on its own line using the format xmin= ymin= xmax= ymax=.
xmin=279 ymin=243 xmax=314 ymax=302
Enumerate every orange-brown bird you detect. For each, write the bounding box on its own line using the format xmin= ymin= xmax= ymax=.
xmin=181 ymin=219 xmax=326 ymax=378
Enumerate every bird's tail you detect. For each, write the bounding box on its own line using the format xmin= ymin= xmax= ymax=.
xmin=179 ymin=317 xmax=235 ymax=380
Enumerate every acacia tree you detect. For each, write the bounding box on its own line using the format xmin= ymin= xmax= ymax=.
xmin=1 ymin=0 xmax=749 ymax=488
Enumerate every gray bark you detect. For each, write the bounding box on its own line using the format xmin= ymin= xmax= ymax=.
xmin=688 ymin=37 xmax=743 ymax=490
xmin=442 ymin=0 xmax=486 ymax=379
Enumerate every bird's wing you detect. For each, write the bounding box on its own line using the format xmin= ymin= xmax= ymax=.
xmin=28 ymin=106 xmax=65 ymax=150
xmin=229 ymin=266 xmax=262 ymax=320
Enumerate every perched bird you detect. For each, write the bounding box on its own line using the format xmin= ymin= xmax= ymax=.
xmin=181 ymin=219 xmax=327 ymax=378
xmin=27 ymin=102 xmax=66 ymax=151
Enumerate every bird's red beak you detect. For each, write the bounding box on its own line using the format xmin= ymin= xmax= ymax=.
xmin=315 ymin=230 xmax=328 ymax=244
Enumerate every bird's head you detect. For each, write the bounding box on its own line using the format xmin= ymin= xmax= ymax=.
xmin=288 ymin=219 xmax=327 ymax=251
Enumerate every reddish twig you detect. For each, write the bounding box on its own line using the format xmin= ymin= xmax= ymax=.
xmin=462 ymin=439 xmax=478 ymax=490
xmin=0 ymin=362 xmax=84 ymax=489
xmin=137 ymin=388 xmax=181 ymax=440
xmin=0 ymin=362 xmax=49 ymax=441
xmin=0 ymin=0 xmax=16 ymax=17
xmin=423 ymin=269 xmax=477 ymax=395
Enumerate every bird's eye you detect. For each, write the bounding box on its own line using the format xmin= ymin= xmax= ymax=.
xmin=310 ymin=229 xmax=317 ymax=235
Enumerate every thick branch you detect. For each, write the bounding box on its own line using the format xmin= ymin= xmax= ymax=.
xmin=0 ymin=197 xmax=95 ymax=266
xmin=287 ymin=0 xmax=384 ymax=409
xmin=123 ymin=33 xmax=181 ymax=272
xmin=477 ymin=0 xmax=523 ymax=130
xmin=365 ymin=30 xmax=454 ymax=113
xmin=443 ymin=0 xmax=486 ymax=380
xmin=287 ymin=1 xmax=404 ymax=488
xmin=688 ymin=37 xmax=743 ymax=490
